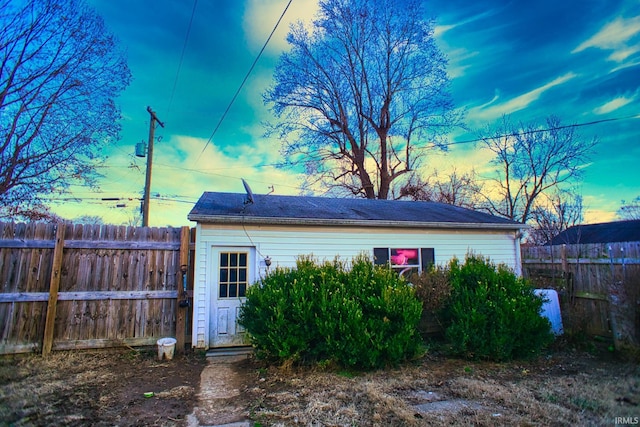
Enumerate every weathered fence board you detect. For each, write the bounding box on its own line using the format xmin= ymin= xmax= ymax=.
xmin=43 ymin=223 xmax=66 ymax=355
xmin=523 ymin=242 xmax=640 ymax=351
xmin=0 ymin=222 xmax=194 ymax=355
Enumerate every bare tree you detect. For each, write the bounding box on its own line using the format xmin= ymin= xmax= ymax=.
xmin=0 ymin=0 xmax=130 ymax=220
xmin=125 ymin=211 xmax=143 ymax=227
xmin=72 ymin=215 xmax=105 ymax=225
xmin=399 ymin=168 xmax=482 ymax=209
xmin=479 ymin=115 xmax=597 ymax=223
xmin=617 ymin=196 xmax=640 ymax=220
xmin=265 ymin=0 xmax=461 ymax=199
xmin=528 ymin=190 xmax=583 ymax=245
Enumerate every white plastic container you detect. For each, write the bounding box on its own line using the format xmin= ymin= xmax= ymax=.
xmin=156 ymin=337 xmax=177 ymax=360
xmin=535 ymin=289 xmax=564 ymax=335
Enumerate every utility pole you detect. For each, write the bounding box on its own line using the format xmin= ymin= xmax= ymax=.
xmin=142 ymin=106 xmax=164 ymax=227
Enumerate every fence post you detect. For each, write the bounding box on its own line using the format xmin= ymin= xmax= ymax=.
xmin=42 ymin=223 xmax=66 ymax=356
xmin=175 ymin=226 xmax=190 ymax=354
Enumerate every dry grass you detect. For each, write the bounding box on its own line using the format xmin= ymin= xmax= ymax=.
xmin=247 ymin=348 xmax=640 ymax=426
xmin=1 ymin=344 xmax=638 ymax=426
xmin=0 ymin=351 xmax=116 ymax=425
xmin=0 ymin=348 xmax=206 ymax=426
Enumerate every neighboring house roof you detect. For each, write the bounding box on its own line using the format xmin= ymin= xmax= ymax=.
xmin=547 ymin=219 xmax=640 ymax=245
xmin=188 ymin=192 xmax=525 ymax=230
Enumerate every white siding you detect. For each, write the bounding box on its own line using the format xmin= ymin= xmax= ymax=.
xmin=191 ymin=223 xmax=522 ymax=348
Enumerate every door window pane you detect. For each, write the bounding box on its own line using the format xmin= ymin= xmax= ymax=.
xmin=218 ymin=251 xmax=249 ymax=298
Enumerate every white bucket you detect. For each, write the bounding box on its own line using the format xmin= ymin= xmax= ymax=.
xmin=157 ymin=337 xmax=177 ymax=360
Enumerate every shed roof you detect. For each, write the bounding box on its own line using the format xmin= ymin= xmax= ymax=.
xmin=188 ymin=192 xmax=524 ymax=230
xmin=547 ymin=219 xmax=640 ymax=245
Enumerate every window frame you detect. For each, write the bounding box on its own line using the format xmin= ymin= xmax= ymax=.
xmin=373 ymin=247 xmax=435 ymax=275
xmin=218 ymin=250 xmax=250 ymax=299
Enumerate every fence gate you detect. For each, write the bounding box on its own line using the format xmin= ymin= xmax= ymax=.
xmin=0 ymin=222 xmax=195 ymax=355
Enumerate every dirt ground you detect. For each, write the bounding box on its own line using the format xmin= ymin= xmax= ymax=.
xmin=0 ymin=347 xmax=206 ymax=426
xmin=1 ymin=341 xmax=639 ymax=426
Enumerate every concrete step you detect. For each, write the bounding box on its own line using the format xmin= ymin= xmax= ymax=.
xmin=205 ymin=346 xmax=253 ymax=358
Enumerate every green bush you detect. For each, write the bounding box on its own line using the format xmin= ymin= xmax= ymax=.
xmin=238 ymin=255 xmax=423 ymax=369
xmin=440 ymin=255 xmax=554 ymax=361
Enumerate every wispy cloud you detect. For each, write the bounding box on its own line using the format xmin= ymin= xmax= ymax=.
xmin=594 ymin=94 xmax=636 ymax=115
xmin=572 ymin=15 xmax=640 ymax=62
xmin=444 ymin=48 xmax=479 ymax=78
xmin=434 ymin=6 xmax=505 ymax=36
xmin=582 ymin=194 xmax=619 ymax=223
xmin=470 ymin=73 xmax=577 ymax=121
xmin=434 ymin=24 xmax=457 ymax=38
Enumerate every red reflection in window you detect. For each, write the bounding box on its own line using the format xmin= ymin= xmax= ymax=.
xmin=390 ymin=248 xmax=419 ymax=265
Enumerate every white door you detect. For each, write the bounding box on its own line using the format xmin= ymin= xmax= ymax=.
xmin=209 ymin=247 xmax=255 ymax=347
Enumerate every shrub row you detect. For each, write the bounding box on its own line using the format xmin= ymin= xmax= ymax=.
xmin=240 ymin=254 xmax=554 ymax=368
xmin=238 ymin=255 xmax=423 ymax=369
xmin=414 ymin=254 xmax=554 ymax=361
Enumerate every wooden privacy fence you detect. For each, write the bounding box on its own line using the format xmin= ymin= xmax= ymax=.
xmin=0 ymin=222 xmax=195 ymax=355
xmin=522 ymin=242 xmax=640 ymax=351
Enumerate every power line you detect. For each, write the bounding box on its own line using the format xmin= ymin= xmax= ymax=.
xmin=166 ymin=0 xmax=198 ymax=116
xmin=197 ymin=0 xmax=293 ymax=162
xmin=44 ymin=194 xmax=200 ymax=206
xmin=443 ymin=114 xmax=640 ymax=147
xmin=77 ymin=112 xmax=637 ymax=209
xmin=89 ymin=112 xmax=637 ymax=196
xmin=153 ymin=162 xmax=303 ymax=191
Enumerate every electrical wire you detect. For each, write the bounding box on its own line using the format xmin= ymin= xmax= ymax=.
xmin=166 ymin=0 xmax=199 ymax=116
xmin=197 ymin=0 xmax=293 ymax=162
xmin=59 ymin=112 xmax=637 ymax=213
xmin=443 ymin=114 xmax=640 ymax=146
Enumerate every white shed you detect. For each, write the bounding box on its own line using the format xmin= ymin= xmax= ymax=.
xmin=188 ymin=191 xmax=526 ymax=349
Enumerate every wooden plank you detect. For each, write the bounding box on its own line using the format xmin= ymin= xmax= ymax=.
xmin=0 ymin=342 xmax=40 ymax=355
xmin=0 ymin=240 xmax=54 ymax=249
xmin=52 ymin=336 xmax=160 ymax=350
xmin=0 ymin=239 xmax=180 ymax=250
xmin=574 ymin=291 xmax=609 ymax=301
xmin=14 ymin=224 xmax=34 ymax=345
xmin=64 ymin=240 xmax=180 ymax=250
xmin=42 ymin=223 xmax=65 ymax=356
xmin=522 ymin=258 xmax=640 ymax=265
xmin=146 ymin=229 xmax=160 ymax=338
xmin=0 ymin=290 xmax=179 ymax=302
xmin=0 ymin=224 xmax=19 ymax=345
xmin=0 ymin=292 xmax=50 ymax=302
xmin=0 ymin=295 xmax=12 ymax=338
xmin=175 ymin=226 xmax=190 ymax=354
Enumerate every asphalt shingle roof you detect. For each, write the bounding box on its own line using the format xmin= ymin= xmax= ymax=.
xmin=188 ymin=192 xmax=524 ymax=230
xmin=547 ymin=220 xmax=640 ymax=245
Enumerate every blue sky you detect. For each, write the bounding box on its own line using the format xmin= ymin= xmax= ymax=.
xmin=53 ymin=0 xmax=640 ymax=226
